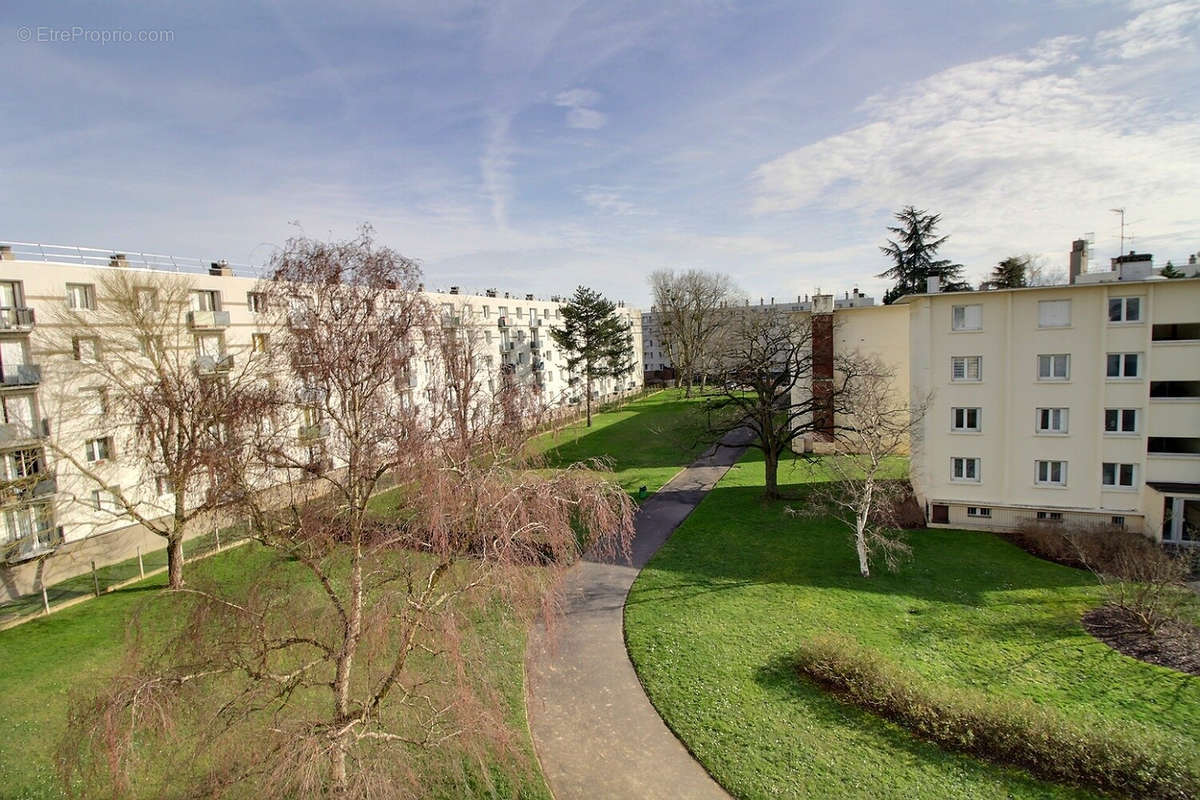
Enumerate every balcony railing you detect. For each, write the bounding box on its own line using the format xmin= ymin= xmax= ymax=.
xmin=1 ymin=474 xmax=57 ymax=505
xmin=0 ymin=417 xmax=49 ymax=444
xmin=497 ymin=317 xmax=508 ymax=328
xmin=0 ymin=364 xmax=41 ymax=387
xmin=441 ymin=315 xmax=461 ymax=328
xmin=0 ymin=307 xmax=35 ymax=331
xmin=3 ymin=524 xmax=63 ymax=564
xmin=193 ymin=354 xmax=234 ymax=374
xmin=533 ymin=361 xmax=545 ymax=371
xmin=187 ymin=310 xmax=231 ymax=328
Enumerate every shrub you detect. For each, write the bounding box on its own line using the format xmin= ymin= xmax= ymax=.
xmin=794 ymin=634 xmax=1199 ymax=799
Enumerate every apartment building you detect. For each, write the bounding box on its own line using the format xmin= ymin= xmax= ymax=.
xmin=901 ymin=274 xmax=1200 ymax=542
xmin=0 ymin=243 xmax=642 ymax=596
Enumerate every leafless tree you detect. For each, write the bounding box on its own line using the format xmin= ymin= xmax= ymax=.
xmin=798 ymin=358 xmax=927 ymax=577
xmin=701 ymin=307 xmax=867 ymax=500
xmin=1025 ymin=255 xmax=1068 ymax=287
xmin=648 ymin=269 xmax=740 ymax=395
xmin=60 ymin=228 xmax=637 ymax=798
xmin=40 ymin=270 xmax=265 ymax=588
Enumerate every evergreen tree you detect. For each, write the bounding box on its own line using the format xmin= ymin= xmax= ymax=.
xmin=551 ymin=286 xmax=635 ymax=427
xmin=1160 ymin=261 xmax=1186 ymax=279
xmin=877 ymin=206 xmax=969 ymax=303
xmin=988 ymin=255 xmax=1030 ymax=289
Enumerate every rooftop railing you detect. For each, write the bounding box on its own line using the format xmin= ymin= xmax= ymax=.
xmin=0 ymin=240 xmax=263 ymax=277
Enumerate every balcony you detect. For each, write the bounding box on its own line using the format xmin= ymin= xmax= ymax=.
xmin=188 ymin=310 xmax=231 ymax=329
xmin=298 ymin=421 xmax=330 ymax=443
xmin=497 ymin=316 xmax=508 ymax=328
xmin=533 ymin=361 xmax=545 ymax=371
xmin=532 ymin=318 xmax=544 ymax=328
xmin=3 ymin=524 xmax=62 ymax=564
xmin=0 ymin=474 xmax=56 ymax=505
xmin=0 ymin=418 xmax=49 ymax=444
xmin=193 ymin=354 xmax=234 ymax=374
xmin=0 ymin=364 xmax=41 ymax=388
xmin=0 ymin=307 xmax=35 ymax=332
xmin=441 ymin=315 xmax=461 ymax=328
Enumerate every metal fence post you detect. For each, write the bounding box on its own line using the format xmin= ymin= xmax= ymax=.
xmin=137 ymin=546 xmax=145 ymax=579
xmin=91 ymin=561 xmax=100 ymax=597
xmin=41 ymin=584 xmax=50 ymax=615
xmin=215 ymin=526 xmax=222 ymax=551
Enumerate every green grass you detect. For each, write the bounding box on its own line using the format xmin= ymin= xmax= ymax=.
xmin=529 ymin=389 xmax=712 ymax=495
xmin=624 ymin=451 xmax=1200 ymax=799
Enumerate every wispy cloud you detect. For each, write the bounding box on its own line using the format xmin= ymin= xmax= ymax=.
xmin=554 ymin=88 xmax=607 ymax=129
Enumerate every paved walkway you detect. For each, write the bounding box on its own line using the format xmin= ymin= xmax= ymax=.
xmin=525 ymin=431 xmax=750 ymax=800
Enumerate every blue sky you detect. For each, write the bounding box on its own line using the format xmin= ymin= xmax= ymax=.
xmin=2 ymin=0 xmax=1198 ymax=306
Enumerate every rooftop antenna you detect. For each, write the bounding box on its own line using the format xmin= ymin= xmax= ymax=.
xmin=1110 ymin=208 xmax=1126 ymax=254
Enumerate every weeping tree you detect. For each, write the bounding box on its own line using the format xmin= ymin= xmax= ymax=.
xmin=878 ymin=206 xmax=969 ymax=303
xmin=59 ymin=227 xmax=637 ymax=798
xmin=550 ymin=286 xmax=635 ymax=426
xmin=43 ymin=270 xmax=264 ymax=588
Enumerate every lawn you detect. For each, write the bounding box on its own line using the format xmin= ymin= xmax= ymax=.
xmin=624 ymin=451 xmax=1200 ymax=799
xmin=529 ymin=389 xmax=712 ymax=495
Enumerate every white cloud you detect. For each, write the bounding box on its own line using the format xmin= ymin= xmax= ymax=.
xmin=750 ymin=16 xmax=1200 ymax=279
xmin=1096 ymin=1 xmax=1200 ymax=59
xmin=554 ymin=87 xmax=608 ymax=129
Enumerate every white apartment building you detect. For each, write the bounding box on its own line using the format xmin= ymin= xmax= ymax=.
xmin=0 ymin=243 xmax=642 ymax=597
xmin=901 ymin=274 xmax=1200 ymax=542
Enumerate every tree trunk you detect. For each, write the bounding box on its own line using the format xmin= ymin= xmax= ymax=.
xmin=585 ymin=377 xmax=593 ymax=427
xmin=166 ymin=533 xmax=184 ymax=589
xmin=855 ymin=517 xmax=871 ymax=578
xmin=331 ymin=537 xmax=363 ymax=795
xmin=763 ymin=450 xmax=780 ymax=500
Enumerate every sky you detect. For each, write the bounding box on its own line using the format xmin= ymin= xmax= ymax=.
xmin=2 ymin=0 xmax=1199 ymax=308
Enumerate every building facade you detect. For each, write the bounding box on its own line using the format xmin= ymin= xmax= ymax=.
xmin=0 ymin=244 xmax=642 ymax=596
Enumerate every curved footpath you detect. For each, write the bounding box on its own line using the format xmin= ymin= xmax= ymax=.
xmin=525 ymin=430 xmax=750 ymax=800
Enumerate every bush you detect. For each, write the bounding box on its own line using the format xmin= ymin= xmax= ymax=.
xmin=794 ymin=633 xmax=1199 ymax=799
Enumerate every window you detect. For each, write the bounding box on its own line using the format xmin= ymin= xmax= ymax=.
xmin=951 ymin=356 xmax=982 ymax=382
xmin=1038 ymin=299 xmax=1070 ymax=328
xmin=156 ymin=476 xmax=175 ymax=495
xmin=251 ymin=333 xmax=269 ymax=354
xmin=72 ymin=336 xmax=100 ymax=362
xmin=1151 ymin=381 xmax=1200 ymax=398
xmin=951 ymin=407 xmax=981 ymax=432
xmin=1111 ymin=516 xmax=1126 ymax=528
xmin=516 ymin=307 xmax=524 ymax=318
xmin=1152 ymin=323 xmax=1200 ymax=341
xmin=1036 ymin=511 xmax=1064 ymax=522
xmin=1037 ymin=354 xmax=1070 ymax=381
xmin=1035 ymin=460 xmax=1067 ymax=486
xmin=1108 ymin=297 xmax=1141 ymax=323
xmin=137 ymin=335 xmax=163 ymax=358
xmin=1148 ymin=437 xmax=1200 ymax=455
xmin=191 ymin=290 xmax=220 ymax=312
xmin=65 ymin=283 xmax=96 ymax=310
xmin=247 ymin=292 xmax=267 ymax=313
xmin=92 ymin=488 xmax=120 ymax=512
xmin=1036 ymin=407 xmax=1068 ymax=434
xmin=1105 ymin=352 xmax=1140 ymax=379
xmin=951 ymin=457 xmax=981 ymax=482
xmin=1102 ymin=462 xmax=1138 ymax=488
xmin=194 ymin=333 xmax=224 ymax=359
xmin=82 ymin=388 xmax=108 ymax=416
xmin=135 ymin=287 xmax=158 ymax=311
xmin=951 ymin=304 xmax=982 ymax=331
xmin=85 ymin=437 xmax=112 ymax=462
xmin=966 ymin=506 xmax=992 ymax=518
xmin=1104 ymin=408 xmax=1138 ymax=434
xmin=6 ymin=448 xmax=43 ymax=478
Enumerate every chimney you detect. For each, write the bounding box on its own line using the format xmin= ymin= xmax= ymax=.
xmin=1069 ymin=239 xmax=1088 ymax=283
xmin=418 ymin=283 xmax=425 ymax=292
xmin=486 ymin=288 xmax=497 ymax=297
xmin=209 ymin=260 xmax=233 ymax=277
xmin=811 ymin=294 xmax=835 ymax=442
xmin=504 ymin=292 xmax=510 ymax=299
xmin=525 ymin=293 xmax=534 ymax=301
xmin=0 ymin=245 xmax=12 ymax=261
xmin=109 ymin=253 xmax=128 ymax=267
xmin=926 ymin=276 xmax=940 ymax=294
xmin=449 ymin=286 xmax=459 ymax=295
xmin=1189 ymin=254 xmax=1197 ymax=266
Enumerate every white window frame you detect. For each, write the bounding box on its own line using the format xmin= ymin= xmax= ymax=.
xmin=950 ymin=355 xmax=982 ymax=383
xmin=1037 ymin=354 xmax=1070 ymax=381
xmin=1037 ymin=299 xmax=1071 ymax=328
xmin=191 ymin=289 xmax=221 ymax=312
xmin=951 ymin=407 xmax=981 ymax=432
xmin=1035 ymin=407 xmax=1069 ymax=434
xmin=950 ymin=456 xmax=981 ymax=483
xmin=1101 ymin=462 xmax=1138 ymax=490
xmin=92 ymin=487 xmax=120 ymax=512
xmin=1106 ymin=352 xmax=1141 ymax=380
xmin=65 ymin=283 xmax=96 ymax=310
xmin=73 ymin=336 xmax=101 ymax=363
xmin=1107 ymin=296 xmax=1142 ymax=323
xmin=85 ymin=437 xmax=112 ymax=463
xmin=951 ymin=304 xmax=982 ymax=332
xmin=966 ymin=506 xmax=992 ymax=518
xmin=247 ymin=292 xmax=267 ymax=313
xmin=1103 ymin=408 xmax=1139 ymax=435
xmin=1035 ymin=460 xmax=1068 ymax=487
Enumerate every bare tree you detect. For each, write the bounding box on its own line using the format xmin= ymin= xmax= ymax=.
xmin=41 ymin=270 xmax=264 ymax=588
xmin=701 ymin=307 xmax=867 ymax=500
xmin=60 ymin=228 xmax=637 ymax=798
xmin=799 ymin=358 xmax=927 ymax=577
xmin=648 ymin=269 xmax=739 ymax=395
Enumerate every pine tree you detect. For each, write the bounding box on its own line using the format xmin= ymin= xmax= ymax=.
xmin=1160 ymin=261 xmax=1186 ymax=279
xmin=988 ymin=256 xmax=1029 ymax=289
xmin=877 ymin=206 xmax=968 ymax=304
xmin=551 ymin=286 xmax=635 ymax=427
